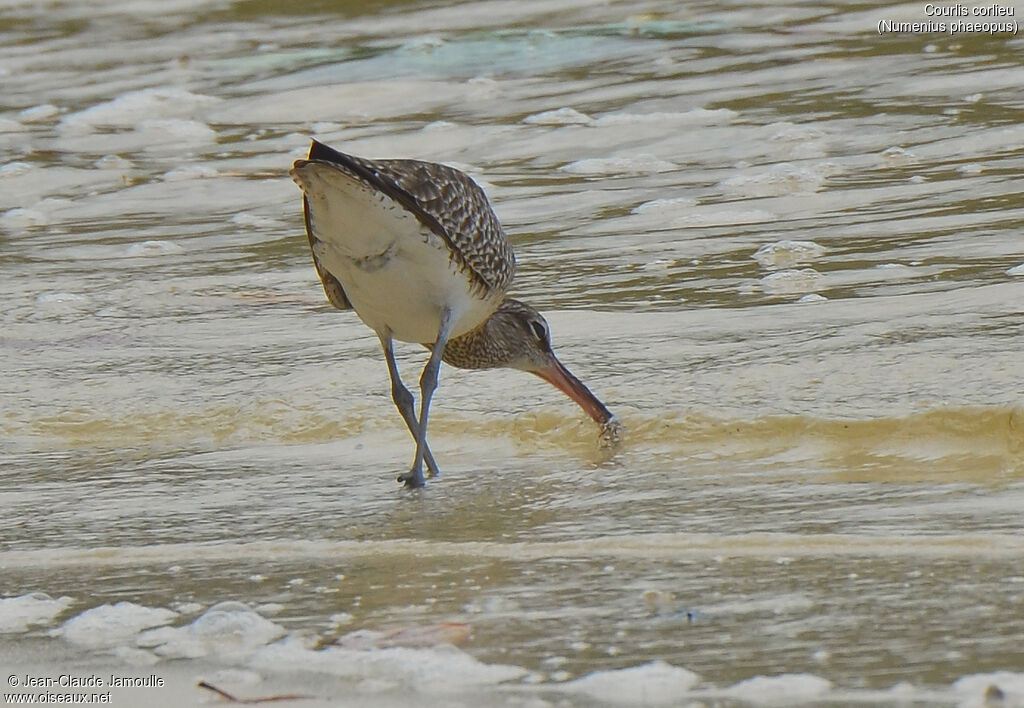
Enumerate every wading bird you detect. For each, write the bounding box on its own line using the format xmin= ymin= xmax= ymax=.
xmin=289 ymin=140 xmax=618 ymax=488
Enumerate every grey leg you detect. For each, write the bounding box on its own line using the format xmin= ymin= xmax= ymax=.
xmin=406 ymin=307 xmax=455 ymax=488
xmin=378 ymin=332 xmax=441 ymax=482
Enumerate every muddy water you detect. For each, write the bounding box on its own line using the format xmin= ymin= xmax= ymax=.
xmin=1 ymin=0 xmax=1023 ymax=704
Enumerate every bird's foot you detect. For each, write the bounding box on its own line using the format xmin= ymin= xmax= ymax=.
xmin=598 ymin=416 xmax=624 ymax=448
xmin=397 ymin=468 xmax=426 ymax=489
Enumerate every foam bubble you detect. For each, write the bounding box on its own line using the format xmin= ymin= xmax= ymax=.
xmin=138 ymin=118 xmax=217 ymax=145
xmin=123 ymin=240 xmax=185 ymax=257
xmin=719 ymin=162 xmax=832 ymax=197
xmin=760 ymin=268 xmax=824 ymax=295
xmin=560 ymin=155 xmax=677 ymax=175
xmin=0 ymin=593 xmax=74 ymax=633
xmin=559 ymin=661 xmax=699 ymax=705
xmin=249 ymin=640 xmax=527 ymax=692
xmin=880 ymin=146 xmax=916 ymax=166
xmin=753 ymin=240 xmax=826 ymax=269
xmin=58 ymin=602 xmax=178 ymax=648
xmin=136 ymin=601 xmax=286 ymax=661
xmin=725 ymin=673 xmax=832 ymax=705
xmin=60 ymin=87 xmax=221 ymax=133
xmin=523 ymin=107 xmax=594 ymax=125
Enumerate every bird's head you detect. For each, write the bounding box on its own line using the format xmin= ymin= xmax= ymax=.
xmin=449 ymin=299 xmax=615 ymax=427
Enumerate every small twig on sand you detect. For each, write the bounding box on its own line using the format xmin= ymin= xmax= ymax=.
xmin=197 ymin=680 xmax=314 ymax=703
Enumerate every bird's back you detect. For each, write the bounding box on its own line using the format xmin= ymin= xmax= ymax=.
xmin=291 ymin=141 xmax=516 ymax=344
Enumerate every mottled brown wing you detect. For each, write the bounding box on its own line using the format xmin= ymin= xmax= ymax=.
xmin=305 ymin=140 xmax=516 ymax=297
xmin=301 ymin=193 xmax=352 ymax=310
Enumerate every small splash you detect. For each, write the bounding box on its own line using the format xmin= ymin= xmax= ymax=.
xmin=599 ymin=416 xmax=623 ymax=448
xmin=1006 ymin=263 xmax=1024 ymax=276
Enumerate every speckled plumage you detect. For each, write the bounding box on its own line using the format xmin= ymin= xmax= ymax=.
xmin=440 ymin=299 xmax=544 ymax=370
xmin=302 ymin=140 xmax=515 ymax=303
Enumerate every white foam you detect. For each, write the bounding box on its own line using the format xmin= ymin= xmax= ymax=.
xmin=760 ymin=268 xmax=824 ymax=295
xmin=798 ymin=293 xmax=828 ymax=303
xmin=725 ymin=673 xmax=832 ymax=705
xmin=558 ymin=660 xmax=700 ymax=705
xmin=719 ymin=162 xmax=832 ymax=197
xmin=523 ymin=107 xmax=594 ymax=125
xmin=136 ymin=601 xmax=286 ymax=661
xmin=249 ymin=639 xmax=527 ymax=692
xmin=60 ymin=87 xmax=221 ymax=133
xmin=58 ymin=601 xmax=177 ymax=648
xmin=753 ymin=240 xmax=827 ymax=269
xmin=0 ymin=593 xmax=74 ymax=633
xmin=137 ymin=118 xmax=217 ymax=145
xmin=560 ymin=155 xmax=677 ymax=175
xmin=768 ymin=121 xmax=826 ymax=143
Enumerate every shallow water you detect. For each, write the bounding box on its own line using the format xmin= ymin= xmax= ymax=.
xmin=2 ymin=0 xmax=1023 ymax=705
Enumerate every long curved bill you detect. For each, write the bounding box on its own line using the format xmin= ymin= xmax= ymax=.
xmin=533 ymin=356 xmax=613 ymax=426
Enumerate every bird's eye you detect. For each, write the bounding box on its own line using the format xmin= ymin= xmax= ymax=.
xmin=529 ymin=320 xmax=548 ymax=343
